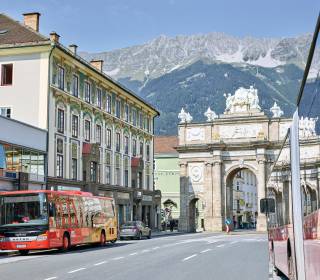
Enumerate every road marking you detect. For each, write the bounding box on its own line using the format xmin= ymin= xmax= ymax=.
xmin=112 ymin=256 xmax=124 ymax=260
xmin=182 ymin=254 xmax=198 ymax=261
xmin=200 ymin=249 xmax=212 ymax=253
xmin=68 ymin=268 xmax=86 ymax=274
xmin=44 ymin=277 xmax=57 ymax=280
xmin=217 ymin=244 xmax=225 ymax=248
xmin=94 ymin=261 xmax=108 ymax=266
xmin=152 ymin=246 xmax=160 ymax=250
xmin=230 ymin=241 xmax=238 ymax=245
xmin=208 ymin=240 xmax=218 ymax=244
xmin=129 ymin=252 xmax=138 ymax=256
xmin=141 ymin=249 xmax=150 ymax=253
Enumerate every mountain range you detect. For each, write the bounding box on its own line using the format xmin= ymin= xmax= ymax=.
xmin=80 ymin=33 xmax=319 ymax=135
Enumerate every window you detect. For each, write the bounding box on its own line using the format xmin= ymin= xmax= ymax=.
xmin=124 ymin=170 xmax=129 ymax=187
xmin=105 ymin=165 xmax=111 ymax=184
xmin=116 ymin=132 xmax=121 ymax=152
xmin=57 ymin=109 xmax=64 ymax=133
xmin=146 ymin=174 xmax=150 ymax=190
xmin=139 ymin=112 xmax=143 ymax=128
xmin=146 ymin=144 xmax=150 ymax=161
xmin=125 ymin=104 xmax=129 ymax=122
xmin=115 ymin=99 xmax=121 ymax=118
xmin=105 ymin=152 xmax=112 ymax=184
xmin=147 ymin=117 xmax=150 ymax=132
xmin=96 ymin=124 xmax=102 ymax=144
xmin=106 ymin=94 xmax=111 ymax=113
xmin=140 ymin=141 xmax=144 ymax=157
xmin=58 ymin=66 xmax=64 ymax=90
xmin=132 ymin=109 xmax=137 ymax=126
xmin=96 ymin=88 xmax=102 ymax=108
xmin=138 ymin=171 xmax=143 ymax=189
xmin=115 ymin=166 xmax=121 ymax=185
xmin=90 ymin=161 xmax=98 ymax=182
xmin=1 ymin=64 xmax=13 ymax=86
xmin=0 ymin=107 xmax=11 ymax=118
xmin=56 ymin=139 xmax=63 ymax=178
xmin=84 ymin=81 xmax=91 ymax=103
xmin=72 ymin=115 xmax=79 ymax=138
xmin=72 ymin=75 xmax=79 ymax=97
xmin=72 ymin=158 xmax=77 ymax=180
xmin=132 ymin=139 xmax=137 ymax=156
xmin=106 ymin=128 xmax=112 ymax=149
xmin=124 ymin=136 xmax=129 ymax=155
xmin=84 ymin=120 xmax=91 ymax=142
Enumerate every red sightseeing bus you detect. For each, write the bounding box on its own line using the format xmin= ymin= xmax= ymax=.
xmin=265 ymin=13 xmax=320 ymax=280
xmin=0 ymin=190 xmax=117 ymax=254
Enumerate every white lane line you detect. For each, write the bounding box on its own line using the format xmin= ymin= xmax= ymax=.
xmin=94 ymin=261 xmax=108 ymax=266
xmin=141 ymin=249 xmax=150 ymax=253
xmin=208 ymin=240 xmax=218 ymax=244
xmin=68 ymin=268 xmax=86 ymax=274
xmin=44 ymin=277 xmax=57 ymax=280
xmin=152 ymin=246 xmax=160 ymax=250
xmin=112 ymin=256 xmax=125 ymax=260
xmin=129 ymin=252 xmax=138 ymax=256
xmin=200 ymin=249 xmax=212 ymax=253
xmin=182 ymin=254 xmax=198 ymax=261
xmin=230 ymin=241 xmax=238 ymax=245
xmin=217 ymin=244 xmax=225 ymax=248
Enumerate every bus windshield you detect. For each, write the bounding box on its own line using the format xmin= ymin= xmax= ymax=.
xmin=0 ymin=193 xmax=48 ymax=227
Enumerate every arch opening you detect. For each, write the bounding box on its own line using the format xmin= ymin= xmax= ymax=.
xmin=225 ymin=167 xmax=258 ymax=230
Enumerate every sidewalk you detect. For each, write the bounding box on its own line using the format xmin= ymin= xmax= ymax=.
xmin=151 ymin=229 xmax=183 ymax=237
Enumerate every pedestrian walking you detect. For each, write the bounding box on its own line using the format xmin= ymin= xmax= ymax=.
xmin=225 ymin=218 xmax=231 ymax=234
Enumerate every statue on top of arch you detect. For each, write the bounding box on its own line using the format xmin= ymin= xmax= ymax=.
xmin=224 ymin=85 xmax=261 ymax=114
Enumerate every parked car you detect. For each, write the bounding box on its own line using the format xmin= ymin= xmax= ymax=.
xmin=119 ymin=221 xmax=151 ymax=240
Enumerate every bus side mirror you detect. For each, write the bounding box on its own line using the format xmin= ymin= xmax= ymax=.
xmin=260 ymin=198 xmax=275 ymax=214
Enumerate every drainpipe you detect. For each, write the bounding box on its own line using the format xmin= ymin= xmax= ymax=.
xmin=45 ymin=42 xmax=56 ymax=190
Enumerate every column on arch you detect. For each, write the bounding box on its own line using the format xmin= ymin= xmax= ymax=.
xmin=178 ymin=162 xmax=189 ymax=232
xmin=256 ymin=150 xmax=267 ymax=232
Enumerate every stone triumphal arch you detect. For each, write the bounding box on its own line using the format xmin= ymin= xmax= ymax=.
xmin=177 ymin=86 xmax=293 ymax=232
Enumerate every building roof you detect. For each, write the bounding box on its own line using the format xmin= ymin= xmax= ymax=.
xmin=0 ymin=14 xmax=49 ymax=46
xmin=154 ymin=136 xmax=178 ymax=155
xmin=0 ymin=13 xmax=159 ymax=116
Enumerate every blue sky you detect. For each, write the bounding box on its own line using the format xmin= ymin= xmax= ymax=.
xmin=1 ymin=0 xmax=319 ymax=52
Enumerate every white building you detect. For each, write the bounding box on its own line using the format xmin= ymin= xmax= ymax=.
xmin=0 ymin=12 xmax=160 ymax=228
xmin=232 ymin=169 xmax=258 ymax=229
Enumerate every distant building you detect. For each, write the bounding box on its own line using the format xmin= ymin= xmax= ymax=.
xmin=0 ymin=13 xmax=160 ymax=228
xmin=0 ymin=116 xmax=47 ymax=191
xmin=232 ymin=169 xmax=257 ymax=229
xmin=154 ymin=136 xmax=180 ymax=225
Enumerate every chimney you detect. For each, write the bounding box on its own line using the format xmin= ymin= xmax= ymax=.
xmin=23 ymin=12 xmax=40 ymax=32
xmin=50 ymin=32 xmax=60 ymax=43
xmin=90 ymin=60 xmax=104 ymax=72
xmin=68 ymin=44 xmax=78 ymax=55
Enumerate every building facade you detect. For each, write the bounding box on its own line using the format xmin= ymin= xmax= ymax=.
xmin=177 ymin=86 xmax=292 ymax=232
xmin=154 ymin=136 xmax=180 ymax=226
xmin=232 ymin=169 xmax=257 ymax=229
xmin=0 ymin=13 xmax=160 ymax=229
xmin=0 ymin=116 xmax=47 ymax=191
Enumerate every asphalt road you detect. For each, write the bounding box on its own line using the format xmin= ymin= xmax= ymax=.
xmin=0 ymin=232 xmax=270 ymax=280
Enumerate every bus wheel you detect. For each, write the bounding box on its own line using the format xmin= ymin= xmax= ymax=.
xmin=19 ymin=250 xmax=29 ymax=256
xmin=100 ymin=231 xmax=106 ymax=246
xmin=62 ymin=233 xmax=70 ymax=251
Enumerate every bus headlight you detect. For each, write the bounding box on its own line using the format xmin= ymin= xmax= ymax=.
xmin=37 ymin=234 xmax=48 ymax=241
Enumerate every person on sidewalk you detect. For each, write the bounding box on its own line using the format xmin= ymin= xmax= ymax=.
xmin=225 ymin=218 xmax=232 ymax=234
xmin=168 ymin=214 xmax=174 ymax=232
